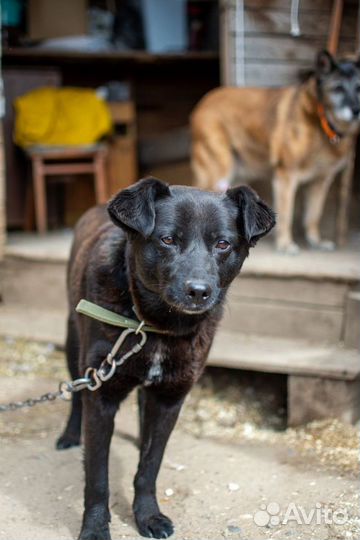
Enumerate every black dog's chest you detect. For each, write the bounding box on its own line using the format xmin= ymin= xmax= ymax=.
xmin=143 ymin=343 xmax=164 ymax=386
xmin=119 ymin=339 xmax=168 ymax=385
xmin=91 ymin=328 xmax=206 ymax=394
xmin=121 ymin=339 xmax=184 ymax=386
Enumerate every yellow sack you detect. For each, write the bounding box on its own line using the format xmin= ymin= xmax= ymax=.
xmin=14 ymin=87 xmax=113 ymax=147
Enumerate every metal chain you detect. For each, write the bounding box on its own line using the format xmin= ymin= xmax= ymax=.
xmin=0 ymin=390 xmax=63 ymax=412
xmin=0 ymin=325 xmax=147 ymax=413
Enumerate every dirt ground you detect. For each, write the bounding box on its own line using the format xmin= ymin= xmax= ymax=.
xmin=0 ymin=338 xmax=359 ymax=540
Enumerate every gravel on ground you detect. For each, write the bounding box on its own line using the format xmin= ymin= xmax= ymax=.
xmin=0 ymin=337 xmax=359 ymax=540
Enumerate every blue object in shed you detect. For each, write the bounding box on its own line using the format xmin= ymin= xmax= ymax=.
xmin=1 ymin=0 xmax=23 ymax=27
xmin=141 ymin=0 xmax=187 ymax=53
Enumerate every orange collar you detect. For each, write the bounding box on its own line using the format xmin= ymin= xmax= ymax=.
xmin=317 ymin=103 xmax=341 ymax=144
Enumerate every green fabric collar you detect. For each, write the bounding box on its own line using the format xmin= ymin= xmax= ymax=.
xmin=76 ymin=299 xmax=167 ymax=334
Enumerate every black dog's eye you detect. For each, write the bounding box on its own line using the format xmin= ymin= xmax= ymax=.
xmin=161 ymin=236 xmax=175 ymax=246
xmin=333 ymin=85 xmax=344 ymax=94
xmin=215 ymin=240 xmax=231 ymax=251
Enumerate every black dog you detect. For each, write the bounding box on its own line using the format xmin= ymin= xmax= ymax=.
xmin=57 ymin=177 xmax=275 ymax=540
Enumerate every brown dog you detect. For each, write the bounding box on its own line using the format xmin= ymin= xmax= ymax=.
xmin=191 ymin=50 xmax=360 ymax=253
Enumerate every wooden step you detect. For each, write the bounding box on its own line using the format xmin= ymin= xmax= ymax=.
xmin=223 ymin=269 xmax=360 ymax=345
xmin=5 ymin=232 xmax=360 ymax=282
xmin=0 ymin=257 xmax=67 ymax=311
xmin=5 ymin=230 xmax=71 ymax=262
xmin=209 ymin=330 xmax=360 ymax=381
xmin=209 ymin=330 xmax=360 ymax=425
xmin=241 ymin=237 xmax=360 ymax=283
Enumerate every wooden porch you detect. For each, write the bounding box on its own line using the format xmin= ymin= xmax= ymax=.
xmin=2 ymin=230 xmax=359 ymax=426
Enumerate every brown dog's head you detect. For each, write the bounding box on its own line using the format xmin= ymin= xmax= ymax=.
xmin=108 ymin=178 xmax=275 ymax=315
xmin=316 ymin=50 xmax=360 ymax=132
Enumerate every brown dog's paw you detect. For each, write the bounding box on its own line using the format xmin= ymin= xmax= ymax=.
xmin=56 ymin=432 xmax=81 ymax=450
xmin=137 ymin=513 xmax=174 ymax=538
xmin=78 ymin=525 xmax=111 ymax=540
xmin=308 ymin=239 xmax=335 ymax=251
xmin=276 ymin=241 xmax=300 ymax=255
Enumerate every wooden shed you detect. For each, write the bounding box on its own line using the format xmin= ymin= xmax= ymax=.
xmin=220 ymin=0 xmax=359 ymax=87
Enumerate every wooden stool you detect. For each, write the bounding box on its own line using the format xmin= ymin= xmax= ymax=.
xmin=26 ymin=144 xmax=108 ymax=233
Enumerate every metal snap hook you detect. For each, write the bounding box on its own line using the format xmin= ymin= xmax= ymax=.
xmin=98 ymin=357 xmax=117 ymax=382
xmin=115 ymin=329 xmax=147 ymax=366
xmin=85 ymin=367 xmax=102 ymax=391
xmin=135 ymin=320 xmax=145 ymax=334
xmin=132 ymin=329 xmax=147 ymax=349
xmin=109 ymin=328 xmax=136 ymax=358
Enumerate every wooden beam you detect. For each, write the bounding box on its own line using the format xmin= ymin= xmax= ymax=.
xmin=344 ymin=291 xmax=360 ymax=350
xmin=42 ymin=163 xmax=95 ymax=175
xmin=357 ymin=0 xmax=360 ymax=52
xmin=0 ymin=123 xmax=5 ymax=260
xmin=220 ymin=0 xmax=232 ymax=85
xmin=288 ymin=375 xmax=360 ymax=425
xmin=336 ymin=145 xmax=355 ymax=247
xmin=327 ymin=0 xmax=344 ymax=54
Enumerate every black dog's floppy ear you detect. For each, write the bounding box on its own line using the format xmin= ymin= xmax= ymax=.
xmin=108 ymin=177 xmax=171 ymax=237
xmin=226 ymin=185 xmax=276 ymax=246
xmin=316 ymin=50 xmax=337 ymax=76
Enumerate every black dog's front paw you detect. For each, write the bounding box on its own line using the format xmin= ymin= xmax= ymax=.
xmin=56 ymin=432 xmax=81 ymax=450
xmin=78 ymin=525 xmax=111 ymax=540
xmin=136 ymin=513 xmax=174 ymax=539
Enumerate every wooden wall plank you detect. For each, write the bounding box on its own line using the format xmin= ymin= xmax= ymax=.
xmin=245 ymin=36 xmax=322 ymax=62
xmin=245 ymin=36 xmax=355 ymax=62
xmin=245 ymin=61 xmax=304 ymax=87
xmin=243 ymin=8 xmax=357 ymax=38
xmin=245 ymin=0 xmax=358 ymax=12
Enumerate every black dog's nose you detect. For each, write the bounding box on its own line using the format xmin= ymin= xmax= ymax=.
xmin=185 ymin=280 xmax=212 ymax=304
xmin=352 ymin=107 xmax=360 ymax=117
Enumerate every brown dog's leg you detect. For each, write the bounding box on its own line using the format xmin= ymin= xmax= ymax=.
xmin=273 ymin=169 xmax=299 ymax=254
xmin=79 ymin=392 xmax=119 ymax=540
xmin=192 ymin=128 xmax=233 ymax=190
xmin=133 ymin=388 xmax=184 ymax=539
xmin=304 ymin=174 xmax=336 ymax=250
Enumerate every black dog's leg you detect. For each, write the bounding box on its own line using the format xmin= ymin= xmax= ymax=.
xmin=78 ymin=392 xmax=118 ymax=540
xmin=137 ymin=387 xmax=145 ymax=449
xmin=57 ymin=316 xmax=82 ymax=450
xmin=133 ymin=388 xmax=184 ymax=539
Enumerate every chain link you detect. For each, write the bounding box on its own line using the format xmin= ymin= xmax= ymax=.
xmin=0 ymin=326 xmax=147 ymax=412
xmin=0 ymin=390 xmax=63 ymax=412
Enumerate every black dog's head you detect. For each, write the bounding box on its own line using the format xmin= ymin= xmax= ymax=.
xmin=108 ymin=178 xmax=275 ymax=315
xmin=316 ymin=50 xmax=360 ymax=131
